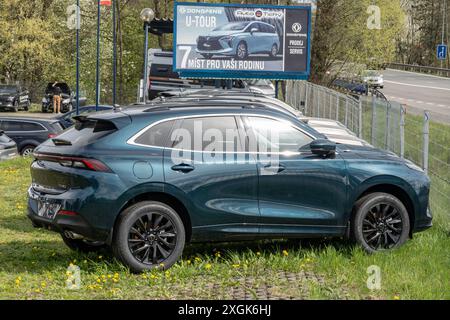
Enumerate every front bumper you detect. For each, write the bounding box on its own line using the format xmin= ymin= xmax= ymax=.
xmin=413 ymin=206 xmax=433 ymax=233
xmin=0 ymin=147 xmax=18 ymax=160
xmin=196 ymin=47 xmax=234 ymax=56
xmin=0 ymin=102 xmax=13 ymax=108
xmin=27 ymin=187 xmax=109 ymax=242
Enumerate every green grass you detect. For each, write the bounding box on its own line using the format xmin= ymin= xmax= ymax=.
xmin=0 ymin=157 xmax=449 ymax=300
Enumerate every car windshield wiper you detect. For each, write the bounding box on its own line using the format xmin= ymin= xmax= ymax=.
xmin=52 ymin=138 xmax=72 ymax=146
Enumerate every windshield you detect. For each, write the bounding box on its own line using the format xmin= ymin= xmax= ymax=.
xmin=213 ymin=22 xmax=249 ymax=32
xmin=0 ymin=85 xmax=17 ymax=94
xmin=363 ymin=70 xmax=380 ymax=77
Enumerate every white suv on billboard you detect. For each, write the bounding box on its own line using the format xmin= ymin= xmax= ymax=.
xmin=196 ymin=21 xmax=281 ymax=60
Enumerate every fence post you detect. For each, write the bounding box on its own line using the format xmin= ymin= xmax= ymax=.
xmin=423 ymin=111 xmax=430 ymax=175
xmin=358 ymin=99 xmax=363 ymax=138
xmin=336 ymin=95 xmax=339 ymax=121
xmin=345 ymin=99 xmax=349 ymax=127
xmin=400 ymin=104 xmax=405 ymax=158
xmin=304 ymin=82 xmax=309 ymax=115
xmin=329 ymin=93 xmax=333 ymax=118
xmin=371 ymin=95 xmax=377 ymax=146
xmin=385 ymin=102 xmax=391 ymax=150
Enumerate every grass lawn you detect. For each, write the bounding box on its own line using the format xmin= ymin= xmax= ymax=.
xmin=0 ymin=157 xmax=448 ymax=300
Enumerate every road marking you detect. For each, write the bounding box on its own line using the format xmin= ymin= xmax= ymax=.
xmin=386 ymin=68 xmax=450 ymax=80
xmin=384 ymin=80 xmax=450 ymax=91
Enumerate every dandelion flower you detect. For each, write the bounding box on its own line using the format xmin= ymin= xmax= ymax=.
xmin=205 ymin=263 xmax=212 ymax=270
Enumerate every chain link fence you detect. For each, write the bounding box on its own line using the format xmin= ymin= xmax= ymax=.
xmin=286 ymin=81 xmax=449 ymax=227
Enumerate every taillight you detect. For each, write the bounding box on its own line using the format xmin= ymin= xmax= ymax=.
xmin=34 ymin=153 xmax=113 ymax=173
xmin=48 ymin=133 xmax=57 ymax=139
xmin=58 ymin=210 xmax=78 ymax=216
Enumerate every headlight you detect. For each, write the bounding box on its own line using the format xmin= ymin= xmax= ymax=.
xmin=7 ymin=96 xmax=14 ymax=101
xmin=220 ymin=35 xmax=234 ymax=46
xmin=405 ymin=160 xmax=423 ymax=172
xmin=62 ymin=98 xmax=70 ymax=104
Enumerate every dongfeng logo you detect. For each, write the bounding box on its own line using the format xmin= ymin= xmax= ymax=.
xmin=292 ymin=23 xmax=302 ymax=33
xmin=179 ymin=7 xmax=187 ymax=14
xmin=255 ymin=10 xmax=263 ymax=18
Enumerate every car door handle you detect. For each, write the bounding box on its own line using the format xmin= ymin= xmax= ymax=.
xmin=262 ymin=164 xmax=286 ymax=173
xmin=171 ymin=163 xmax=195 ymax=173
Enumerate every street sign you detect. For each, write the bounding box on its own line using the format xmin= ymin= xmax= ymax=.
xmin=100 ymin=0 xmax=111 ymax=6
xmin=173 ymin=2 xmax=312 ymax=80
xmin=437 ymin=44 xmax=447 ymax=60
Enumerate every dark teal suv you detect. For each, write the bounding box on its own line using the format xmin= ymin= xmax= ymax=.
xmin=27 ymin=102 xmax=432 ymax=272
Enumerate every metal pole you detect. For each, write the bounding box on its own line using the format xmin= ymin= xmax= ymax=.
xmin=441 ymin=0 xmax=446 ymax=69
xmin=142 ymin=23 xmax=149 ymax=103
xmin=304 ymin=82 xmax=309 ymax=115
xmin=275 ymin=81 xmax=279 ymax=99
xmin=76 ymin=0 xmax=80 ymax=115
xmin=329 ymin=92 xmax=332 ymax=118
xmin=345 ymin=99 xmax=349 ymax=127
xmin=385 ymin=103 xmax=391 ymax=150
xmin=358 ymin=99 xmax=363 ymax=138
xmin=371 ymin=95 xmax=377 ymax=145
xmin=400 ymin=104 xmax=405 ymax=158
xmin=423 ymin=111 xmax=430 ymax=174
xmin=336 ymin=94 xmax=339 ymax=121
xmin=112 ymin=0 xmax=117 ymax=106
xmin=95 ymin=0 xmax=100 ymax=111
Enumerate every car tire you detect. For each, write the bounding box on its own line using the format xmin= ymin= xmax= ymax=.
xmin=21 ymin=145 xmax=35 ymax=157
xmin=41 ymin=105 xmax=47 ymax=113
xmin=201 ymin=53 xmax=213 ymax=59
xmin=352 ymin=192 xmax=410 ymax=253
xmin=61 ymin=233 xmax=107 ymax=253
xmin=112 ymin=201 xmax=185 ymax=273
xmin=23 ymin=100 xmax=30 ymax=111
xmin=269 ymin=44 xmax=278 ymax=58
xmin=236 ymin=41 xmax=248 ymax=60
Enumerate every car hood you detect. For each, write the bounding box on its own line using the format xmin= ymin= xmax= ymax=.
xmin=204 ymin=30 xmax=241 ymax=37
xmin=337 ymin=144 xmax=406 ymax=163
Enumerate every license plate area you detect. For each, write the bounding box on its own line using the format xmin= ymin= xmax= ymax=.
xmin=36 ymin=199 xmax=61 ymax=220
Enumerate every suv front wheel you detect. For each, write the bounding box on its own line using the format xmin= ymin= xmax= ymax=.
xmin=352 ymin=192 xmax=410 ymax=253
xmin=112 ymin=201 xmax=185 ymax=273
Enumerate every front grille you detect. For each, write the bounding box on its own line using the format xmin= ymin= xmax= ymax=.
xmin=197 ymin=36 xmax=223 ymax=51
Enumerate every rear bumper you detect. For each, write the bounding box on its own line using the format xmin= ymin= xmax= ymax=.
xmin=27 ymin=187 xmax=110 ymax=242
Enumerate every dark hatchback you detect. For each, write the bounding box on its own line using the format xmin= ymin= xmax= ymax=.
xmin=0 ymin=117 xmax=64 ymax=155
xmin=27 ymin=103 xmax=432 ymax=272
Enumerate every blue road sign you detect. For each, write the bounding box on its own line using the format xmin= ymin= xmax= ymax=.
xmin=437 ymin=44 xmax=447 ymax=60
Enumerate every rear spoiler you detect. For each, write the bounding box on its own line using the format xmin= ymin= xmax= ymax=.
xmin=73 ymin=112 xmax=132 ymax=129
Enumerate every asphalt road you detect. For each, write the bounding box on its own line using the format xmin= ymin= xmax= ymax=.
xmin=380 ymin=69 xmax=450 ymax=123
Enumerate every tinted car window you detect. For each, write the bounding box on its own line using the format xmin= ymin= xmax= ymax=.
xmin=134 ymin=120 xmax=175 ymax=147
xmin=247 ymin=117 xmax=313 ymax=153
xmin=22 ymin=122 xmax=46 ymax=131
xmin=1 ymin=121 xmax=23 ymax=131
xmin=55 ymin=119 xmax=116 ymax=146
xmin=172 ymin=116 xmax=241 ymax=152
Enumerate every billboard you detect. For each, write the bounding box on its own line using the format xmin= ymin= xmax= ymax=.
xmin=173 ymin=2 xmax=311 ymax=80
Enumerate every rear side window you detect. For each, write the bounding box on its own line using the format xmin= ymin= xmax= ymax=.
xmin=134 ymin=120 xmax=175 ymax=148
xmin=22 ymin=122 xmax=46 ymax=131
xmin=0 ymin=121 xmax=45 ymax=131
xmin=55 ymin=119 xmax=117 ymax=146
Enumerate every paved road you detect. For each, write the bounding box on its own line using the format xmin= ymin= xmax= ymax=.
xmin=380 ymin=69 xmax=450 ymax=123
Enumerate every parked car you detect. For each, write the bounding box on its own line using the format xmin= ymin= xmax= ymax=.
xmin=361 ymin=70 xmax=384 ymax=89
xmin=0 ymin=84 xmax=31 ymax=112
xmin=0 ymin=130 xmax=18 ymax=160
xmin=0 ymin=117 xmax=64 ymax=156
xmin=41 ymin=82 xmax=87 ymax=113
xmin=54 ymin=105 xmax=113 ymax=129
xmin=196 ymin=21 xmax=280 ymax=60
xmin=27 ymin=102 xmax=431 ymax=272
xmin=146 ymin=49 xmax=275 ymax=99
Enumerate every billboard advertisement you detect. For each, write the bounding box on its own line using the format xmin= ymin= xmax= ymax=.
xmin=173 ymin=2 xmax=311 ymax=80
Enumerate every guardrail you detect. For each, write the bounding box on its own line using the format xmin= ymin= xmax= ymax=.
xmin=386 ymin=63 xmax=450 ymax=77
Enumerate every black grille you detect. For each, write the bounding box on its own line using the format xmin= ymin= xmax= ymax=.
xmin=197 ymin=36 xmax=223 ymax=51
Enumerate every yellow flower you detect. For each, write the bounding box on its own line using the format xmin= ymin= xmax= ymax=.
xmin=214 ymin=252 xmax=221 ymax=258
xmin=194 ymin=257 xmax=201 ymax=262
xmin=282 ymin=250 xmax=289 ymax=256
xmin=41 ymin=281 xmax=47 ymax=288
xmin=142 ymin=274 xmax=148 ymax=279
xmin=393 ymin=295 xmax=400 ymax=300
xmin=114 ymin=273 xmax=119 ymax=278
xmin=107 ymin=275 xmax=112 ymax=279
xmin=256 ymin=252 xmax=261 ymax=256
xmin=35 ymin=289 xmax=41 ymax=293
xmin=232 ymin=264 xmax=240 ymax=268
xmin=306 ymin=258 xmax=312 ymax=263
xmin=150 ymin=274 xmax=157 ymax=279
xmin=96 ymin=279 xmax=101 ymax=283
xmin=186 ymin=260 xmax=191 ymax=265
xmin=205 ymin=263 xmax=212 ymax=270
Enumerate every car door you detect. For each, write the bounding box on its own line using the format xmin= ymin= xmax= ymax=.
xmin=243 ymin=116 xmax=348 ymax=236
xmin=163 ymin=115 xmax=259 ymax=240
xmin=245 ymin=22 xmax=260 ymax=54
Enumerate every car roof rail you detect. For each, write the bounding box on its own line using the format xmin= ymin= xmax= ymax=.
xmin=142 ymin=102 xmax=268 ymax=113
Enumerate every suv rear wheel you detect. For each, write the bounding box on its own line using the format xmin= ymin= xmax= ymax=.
xmin=352 ymin=192 xmax=410 ymax=253
xmin=21 ymin=145 xmax=35 ymax=157
xmin=112 ymin=201 xmax=185 ymax=273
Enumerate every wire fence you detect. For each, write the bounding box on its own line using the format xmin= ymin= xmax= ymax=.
xmin=286 ymin=81 xmax=449 ymax=227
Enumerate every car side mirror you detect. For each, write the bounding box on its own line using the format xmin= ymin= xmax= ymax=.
xmin=310 ymin=139 xmax=336 ymax=157
xmin=251 ymin=28 xmax=258 ymax=34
